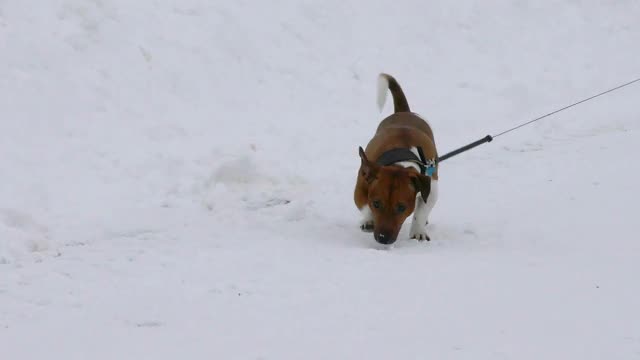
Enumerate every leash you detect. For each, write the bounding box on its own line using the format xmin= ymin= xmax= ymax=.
xmin=437 ymin=76 xmax=640 ymax=163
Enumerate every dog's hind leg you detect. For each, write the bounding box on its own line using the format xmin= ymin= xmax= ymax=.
xmin=410 ymin=180 xmax=438 ymax=241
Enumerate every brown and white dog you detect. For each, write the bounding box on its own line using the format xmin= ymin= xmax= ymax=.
xmin=354 ymin=73 xmax=438 ymax=245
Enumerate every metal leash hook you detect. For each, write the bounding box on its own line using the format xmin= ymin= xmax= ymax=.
xmin=436 ymin=76 xmax=640 ymax=164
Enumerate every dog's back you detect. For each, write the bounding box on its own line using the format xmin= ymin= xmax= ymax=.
xmin=366 ymin=73 xmax=437 ymax=168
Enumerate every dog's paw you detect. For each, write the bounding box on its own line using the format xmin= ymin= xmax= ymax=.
xmin=410 ymin=227 xmax=430 ymax=241
xmin=360 ymin=221 xmax=374 ymax=232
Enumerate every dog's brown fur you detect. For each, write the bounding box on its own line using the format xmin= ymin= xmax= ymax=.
xmin=354 ymin=73 xmax=438 ymax=243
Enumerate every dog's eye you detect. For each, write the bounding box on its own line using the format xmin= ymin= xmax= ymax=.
xmin=396 ymin=204 xmax=406 ymax=213
xmin=372 ymin=200 xmax=381 ymax=209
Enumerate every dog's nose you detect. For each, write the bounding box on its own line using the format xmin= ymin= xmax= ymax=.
xmin=375 ymin=232 xmax=394 ymax=245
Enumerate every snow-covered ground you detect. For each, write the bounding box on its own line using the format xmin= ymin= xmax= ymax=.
xmin=2 ymin=1 xmax=640 ymax=358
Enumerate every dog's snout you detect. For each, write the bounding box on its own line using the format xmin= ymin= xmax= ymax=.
xmin=375 ymin=231 xmax=395 ymax=245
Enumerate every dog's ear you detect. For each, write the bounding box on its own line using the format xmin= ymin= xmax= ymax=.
xmin=358 ymin=146 xmax=379 ymax=182
xmin=411 ymin=174 xmax=431 ymax=202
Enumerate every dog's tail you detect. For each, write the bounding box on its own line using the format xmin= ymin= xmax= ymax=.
xmin=376 ymin=73 xmax=410 ymax=113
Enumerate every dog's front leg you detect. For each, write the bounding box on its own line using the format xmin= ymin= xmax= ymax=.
xmin=410 ymin=180 xmax=438 ymax=241
xmin=359 ymin=206 xmax=374 ymax=232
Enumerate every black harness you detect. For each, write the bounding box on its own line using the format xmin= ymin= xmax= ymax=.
xmin=375 ymin=147 xmax=435 ymax=176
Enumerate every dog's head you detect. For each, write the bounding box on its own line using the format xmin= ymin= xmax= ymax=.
xmin=359 ymin=147 xmax=431 ymax=244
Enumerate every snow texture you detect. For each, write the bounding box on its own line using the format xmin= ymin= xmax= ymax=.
xmin=1 ymin=1 xmax=640 ymax=359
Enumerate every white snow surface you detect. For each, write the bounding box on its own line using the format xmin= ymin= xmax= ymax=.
xmin=2 ymin=1 xmax=640 ymax=358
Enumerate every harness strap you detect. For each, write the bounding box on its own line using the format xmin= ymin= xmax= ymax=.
xmin=376 ymin=147 xmax=430 ymax=175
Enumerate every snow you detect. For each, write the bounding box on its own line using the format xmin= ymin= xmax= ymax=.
xmin=1 ymin=0 xmax=640 ymax=358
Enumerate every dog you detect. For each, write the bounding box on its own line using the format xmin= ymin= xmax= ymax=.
xmin=354 ymin=73 xmax=438 ymax=245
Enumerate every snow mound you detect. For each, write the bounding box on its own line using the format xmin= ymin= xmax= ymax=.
xmin=0 ymin=209 xmax=51 ymax=263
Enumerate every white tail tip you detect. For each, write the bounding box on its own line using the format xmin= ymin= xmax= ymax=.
xmin=376 ymin=74 xmax=389 ymax=112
